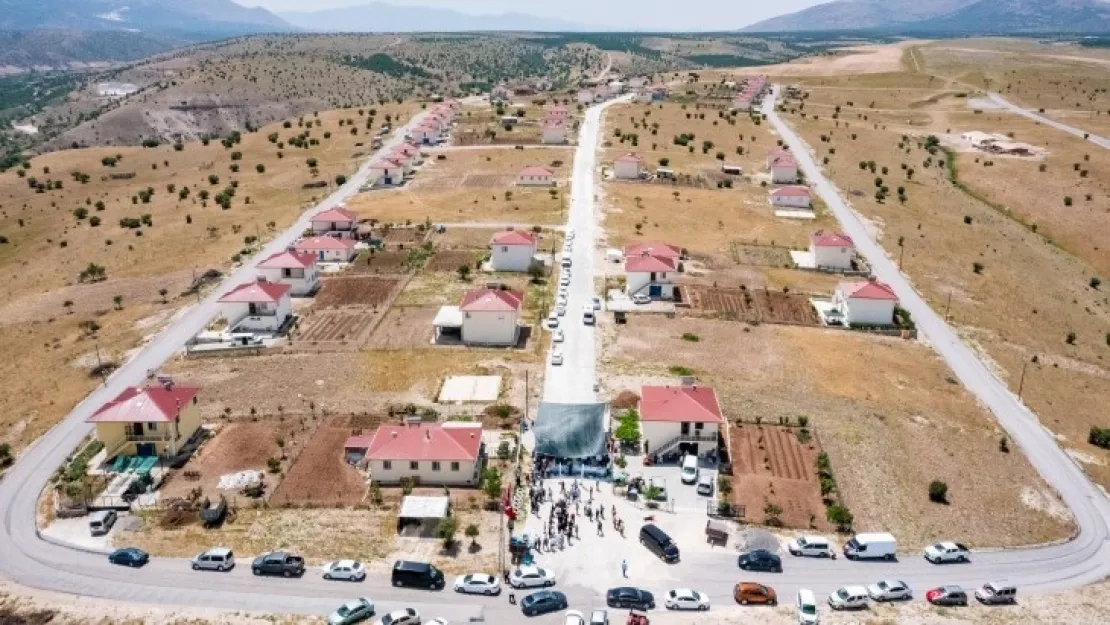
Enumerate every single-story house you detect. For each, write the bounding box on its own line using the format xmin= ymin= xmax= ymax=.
xmin=218 ymin=277 xmax=293 ymax=333
xmin=613 ymin=153 xmax=644 ymax=180
xmin=650 ymin=86 xmax=668 ymax=101
xmin=518 ymin=165 xmax=556 ymax=187
xmin=810 ymin=230 xmax=855 ymax=271
xmin=833 ymin=279 xmax=898 ymax=326
xmin=388 ymin=149 xmax=416 ymax=175
xmin=628 ymin=76 xmax=648 ymax=89
xmin=625 ymin=250 xmax=677 ymax=299
xmin=638 ymin=384 xmax=722 ymax=456
xmin=768 ymin=150 xmax=799 ymax=184
xmin=87 ymin=383 xmax=201 ymax=458
xmin=256 ymin=249 xmax=320 ymax=296
xmin=490 ymin=230 xmax=538 ymax=272
xmin=311 ymin=207 xmax=358 ymax=238
xmin=347 ymin=422 xmax=485 ymax=486
xmin=623 ymin=241 xmax=681 ymax=262
xmin=411 ymin=124 xmax=439 ymax=145
xmin=770 ymin=185 xmax=812 ymax=209
xmin=608 ymin=80 xmax=625 ymax=95
xmin=294 ymin=235 xmax=358 ymax=263
xmin=370 ymin=159 xmax=405 ymax=186
xmin=460 ymin=288 xmax=524 ymax=345
xmin=542 ymin=120 xmax=568 ymax=144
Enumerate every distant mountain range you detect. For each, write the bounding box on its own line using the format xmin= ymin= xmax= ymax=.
xmin=744 ymin=0 xmax=1110 ymax=33
xmin=0 ymin=0 xmax=293 ymax=38
xmin=279 ymin=2 xmax=601 ymax=33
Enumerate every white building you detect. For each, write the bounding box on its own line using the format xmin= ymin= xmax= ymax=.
xmin=613 ymin=153 xmax=644 ymax=180
xmin=460 ymin=289 xmax=524 ymax=345
xmin=411 ymin=123 xmax=439 ymax=145
xmin=608 ymin=80 xmax=625 ymax=95
xmin=490 ymin=230 xmax=538 ymax=272
xmin=833 ymin=279 xmax=898 ymax=326
xmin=256 ymin=249 xmax=320 ymax=296
xmin=628 ymin=76 xmax=648 ymax=89
xmin=294 ymin=235 xmax=358 ymax=263
xmin=632 ymin=89 xmax=654 ymax=104
xmin=542 ymin=120 xmax=568 ymax=144
xmin=217 ymin=278 xmax=292 ymax=333
xmin=370 ymin=159 xmax=405 ymax=186
xmin=769 ymin=185 xmax=812 ymax=209
xmin=311 ymin=207 xmax=358 ymax=238
xmin=625 ymin=250 xmax=677 ymax=299
xmin=810 ymin=231 xmax=855 ymax=271
xmin=346 ymin=422 xmax=485 ymax=486
xmin=638 ymin=384 xmax=723 ymax=457
xmin=577 ymin=90 xmax=595 ymax=105
xmin=518 ymin=165 xmax=556 ymax=187
xmin=544 ymin=105 xmax=570 ymax=123
xmin=768 ymin=150 xmax=799 ymax=184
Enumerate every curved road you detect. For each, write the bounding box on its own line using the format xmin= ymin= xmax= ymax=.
xmin=987 ymin=92 xmax=1110 ymax=149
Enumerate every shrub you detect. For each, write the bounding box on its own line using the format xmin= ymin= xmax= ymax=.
xmin=680 ymin=332 xmax=700 ymax=342
xmin=400 ymin=476 xmax=415 ymax=495
xmin=1091 ymin=277 xmax=1102 ymax=290
xmin=89 ymin=216 xmax=101 ymax=227
xmin=928 ymin=480 xmax=948 ymax=504
xmin=827 ymin=504 xmax=853 ymax=531
xmin=465 ymin=523 xmax=480 ymax=545
xmin=668 ymin=365 xmax=694 ymax=376
xmin=266 ymin=457 xmax=281 ymax=473
xmin=1089 ymin=426 xmax=1110 ymax=450
xmin=436 ymin=515 xmax=458 ymax=546
xmin=336 ymin=174 xmax=348 ymax=186
xmin=762 ymin=502 xmax=783 ymax=527
xmin=972 ymin=262 xmax=984 ymax=274
xmin=1066 ymin=331 xmax=1077 ymax=345
xmin=1064 ymin=196 xmax=1073 ymax=206
xmin=481 ymin=467 xmax=502 ymax=500
xmin=717 ymin=475 xmax=732 ymax=495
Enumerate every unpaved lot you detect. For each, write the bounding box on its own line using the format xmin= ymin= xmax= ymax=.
xmin=729 ymin=423 xmax=829 ymax=531
xmin=270 ymin=424 xmax=367 ymax=507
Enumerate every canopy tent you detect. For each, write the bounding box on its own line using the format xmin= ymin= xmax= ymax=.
xmin=533 ymin=402 xmax=608 ymax=459
xmin=399 ymin=495 xmax=450 ymax=519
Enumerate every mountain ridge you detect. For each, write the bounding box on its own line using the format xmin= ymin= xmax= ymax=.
xmin=279 ymin=1 xmax=603 ymax=33
xmin=0 ymin=0 xmax=293 ymax=37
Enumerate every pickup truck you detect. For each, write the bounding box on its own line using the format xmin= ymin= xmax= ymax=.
xmin=923 ymin=541 xmax=971 ymax=564
xmin=251 ymin=551 xmax=306 ymax=577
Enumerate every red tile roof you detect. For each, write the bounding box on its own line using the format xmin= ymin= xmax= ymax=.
xmin=353 ymin=423 xmax=483 ymax=461
xmin=625 ymin=254 xmax=676 ymax=273
xmin=543 ymin=120 xmax=566 ymax=129
xmin=771 ymin=185 xmax=811 ymax=198
xmin=770 ymin=154 xmax=798 ymax=168
xmin=372 ymin=158 xmax=404 ymax=169
xmin=615 ymin=153 xmax=643 ymax=164
xmin=639 ymin=385 xmax=723 ymax=424
xmin=838 ymin=280 xmax=898 ymax=301
xmin=491 ymin=230 xmax=538 ymax=246
xmin=295 ymin=235 xmax=357 ymax=251
xmin=219 ymin=278 xmax=291 ymax=304
xmin=87 ymin=385 xmax=200 ymax=424
xmin=810 ymin=230 xmax=853 ymax=248
xmin=623 ymin=242 xmax=681 ymax=259
xmin=257 ymin=250 xmax=317 ymax=269
xmin=460 ymin=289 xmax=524 ymax=312
xmin=519 ymin=166 xmax=554 ymax=177
xmin=312 ymin=207 xmax=356 ymax=223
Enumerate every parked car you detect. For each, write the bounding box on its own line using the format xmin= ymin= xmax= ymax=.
xmin=561 ymin=256 xmax=572 ymax=268
xmin=926 ymin=585 xmax=968 ymax=606
xmin=510 ymin=565 xmax=556 ymax=589
xmin=639 ymin=523 xmax=680 ymax=563
xmin=323 ymin=560 xmax=366 ymax=581
xmin=551 ymin=351 xmax=564 ymax=366
xmin=521 ymin=590 xmax=567 ymax=616
xmin=924 ymin=541 xmax=971 ymax=564
xmin=328 ymin=597 xmax=375 ymax=625
xmin=454 ymin=573 xmax=501 ymax=595
xmin=646 ymin=476 xmax=668 ymax=501
xmin=588 ymin=609 xmax=608 ymax=625
xmin=606 ymin=587 xmax=655 ymax=610
xmin=664 ymin=588 xmax=709 ymax=611
xmin=696 ymin=473 xmax=714 ymax=496
xmin=546 ymin=315 xmax=559 ymax=329
xmin=556 ymin=305 xmax=566 ymax=316
xmin=108 ymin=547 xmax=149 ymax=567
xmin=842 ymin=532 xmax=897 ymax=561
xmin=796 ymin=589 xmax=819 ymax=625
xmin=975 ymin=582 xmax=1017 ymax=605
xmin=867 ymin=579 xmax=912 ymax=602
xmin=680 ymin=455 xmax=698 ymax=484
xmin=552 ymin=330 xmax=564 ymax=343
xmin=632 ymin=294 xmax=651 ymax=305
xmin=377 ymin=608 xmax=420 ymax=625
xmin=582 ymin=306 xmax=595 ymax=325
xmin=827 ymin=586 xmax=869 ymax=611
xmin=88 ymin=510 xmax=117 ymax=536
xmin=734 ymin=582 xmax=777 ymax=606
xmin=391 ymin=560 xmax=444 ymax=590
xmin=788 ymin=536 xmax=835 ymax=558
xmin=738 ymin=549 xmax=782 ymax=573
xmin=251 ymin=551 xmax=305 ymax=577
xmin=191 ymin=547 xmax=234 ymax=572
xmin=591 ymin=296 xmax=602 ymax=310
xmin=563 ymin=610 xmax=586 ymax=625
xmin=560 ymin=274 xmax=571 ymax=286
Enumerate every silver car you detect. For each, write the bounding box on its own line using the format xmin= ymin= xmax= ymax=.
xmin=191 ymin=547 xmax=234 ymax=572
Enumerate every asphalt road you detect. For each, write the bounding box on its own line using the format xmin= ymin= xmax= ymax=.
xmin=987 ymin=92 xmax=1110 ymax=149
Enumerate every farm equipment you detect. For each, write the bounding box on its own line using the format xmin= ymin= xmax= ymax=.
xmin=199 ymin=495 xmax=228 ymax=528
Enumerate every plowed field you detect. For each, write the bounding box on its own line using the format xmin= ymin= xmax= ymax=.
xmin=426 ymin=250 xmax=481 ymax=272
xmin=728 ymin=423 xmax=829 ymax=531
xmin=315 ymin=276 xmax=399 ymax=308
xmin=270 ymin=424 xmax=367 ymax=507
xmin=346 ymin=250 xmax=411 ymax=275
xmin=297 ymin=310 xmax=378 ymax=345
xmin=683 ymin=285 xmax=818 ymax=325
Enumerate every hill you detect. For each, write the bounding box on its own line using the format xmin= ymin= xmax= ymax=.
xmin=281 ymin=2 xmax=600 ymax=32
xmin=0 ymin=30 xmax=184 ymax=69
xmin=743 ymin=0 xmax=972 ymax=32
xmin=0 ymin=0 xmax=292 ymax=37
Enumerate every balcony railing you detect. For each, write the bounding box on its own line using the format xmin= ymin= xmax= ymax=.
xmin=124 ymin=432 xmax=173 ymax=443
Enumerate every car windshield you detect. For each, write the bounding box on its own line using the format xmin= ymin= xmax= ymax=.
xmin=877 ymin=581 xmax=889 ymax=590
xmin=801 ymin=604 xmax=816 ymax=615
xmin=837 ymin=589 xmax=850 ymax=600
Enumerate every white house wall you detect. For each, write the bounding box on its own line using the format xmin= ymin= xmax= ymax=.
xmin=771 ymin=165 xmax=798 ymax=183
xmin=640 ymin=421 xmax=720 ymax=455
xmin=810 ymin=245 xmax=853 ymax=271
xmin=258 ymin=267 xmax=319 ymax=296
xmin=614 ymin=162 xmax=641 ymax=180
xmin=845 ymin=298 xmax=896 ymax=326
xmin=491 ymin=245 xmax=535 ymax=272
xmin=462 ymin=310 xmax=520 ymax=345
xmin=771 ymin=194 xmax=811 ymax=209
xmin=368 ymin=458 xmax=479 ymax=486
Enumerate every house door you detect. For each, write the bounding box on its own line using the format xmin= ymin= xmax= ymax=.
xmin=318 ymin=251 xmax=325 ymax=261
xmin=649 ymin=284 xmax=662 ymax=297
xmin=131 ymin=423 xmax=145 ymax=436
xmin=680 ymin=422 xmax=690 ymax=435
xmin=136 ymin=443 xmax=155 ymax=456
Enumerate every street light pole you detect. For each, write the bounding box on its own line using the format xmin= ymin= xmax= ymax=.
xmin=944 ymin=291 xmax=952 ymax=322
xmin=1018 ymin=360 xmax=1030 ymax=399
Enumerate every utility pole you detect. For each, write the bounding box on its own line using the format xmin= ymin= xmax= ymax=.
xmin=94 ymin=341 xmax=106 ymax=386
xmin=943 ymin=291 xmax=952 ymax=322
xmin=1017 ymin=360 xmax=1030 ymax=399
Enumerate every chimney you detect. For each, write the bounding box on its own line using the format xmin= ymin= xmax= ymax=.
xmin=391 ymin=430 xmax=399 ymax=438
xmin=641 ymin=250 xmax=649 ymax=257
xmin=868 ymin=275 xmax=877 ymax=283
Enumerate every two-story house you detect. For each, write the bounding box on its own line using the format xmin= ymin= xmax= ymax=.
xmin=217 ymin=277 xmax=292 ymax=333
xmin=638 ymin=384 xmax=723 ymax=458
xmin=86 ymin=383 xmax=202 ymax=458
xmin=310 ymin=207 xmax=358 ymax=239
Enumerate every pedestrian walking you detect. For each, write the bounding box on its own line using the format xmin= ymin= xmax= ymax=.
xmin=621 ymin=559 xmax=628 ymax=578
xmin=597 ymin=519 xmax=604 ymax=536
xmin=509 ymin=591 xmax=516 ymax=605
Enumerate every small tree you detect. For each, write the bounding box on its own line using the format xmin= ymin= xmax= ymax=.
xmin=928 ymin=480 xmax=948 ymax=504
xmin=112 ymin=295 xmax=123 ymax=310
xmin=266 ymin=457 xmax=281 ymax=473
xmin=158 ymin=288 xmax=168 ymax=303
xmin=437 ymin=515 xmax=459 ymax=547
xmin=369 ymin=481 xmax=384 ymax=505
xmin=763 ymin=502 xmax=783 ymax=527
xmin=481 ymin=467 xmax=502 ymax=501
xmin=827 ymin=504 xmax=853 ymax=532
xmin=336 ymin=174 xmax=348 ymax=186
xmin=465 ymin=523 xmax=480 ymax=547
xmin=457 ymin=265 xmax=472 ymax=281
xmin=614 ymin=409 xmax=641 ymax=446
xmin=527 ymin=263 xmax=545 ymax=283
xmin=400 ymin=476 xmax=415 ymax=495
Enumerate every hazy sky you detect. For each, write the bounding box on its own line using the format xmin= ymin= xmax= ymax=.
xmin=235 ymin=0 xmax=827 ymax=30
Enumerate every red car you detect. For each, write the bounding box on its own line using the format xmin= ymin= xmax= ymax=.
xmin=926 ymin=585 xmax=968 ymax=606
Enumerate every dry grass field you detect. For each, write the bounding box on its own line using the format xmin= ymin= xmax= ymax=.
xmin=452 ymin=103 xmax=558 ymax=145
xmin=599 ymin=316 xmax=1074 ymax=548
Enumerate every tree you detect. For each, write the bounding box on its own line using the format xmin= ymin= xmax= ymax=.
xmin=481 ymin=467 xmax=502 ymax=501
xmin=643 ymin=485 xmax=662 ymax=505
xmin=0 ymin=443 xmax=12 ymax=468
xmin=928 ymin=480 xmax=948 ymax=504
xmin=307 ymin=157 xmax=318 ymax=168
xmin=335 ymin=174 xmax=348 ymax=186
xmin=527 ymin=264 xmax=545 ymax=283
xmin=256 ymin=164 xmax=266 ymax=173
xmin=437 ymin=516 xmax=459 ymax=547
xmin=763 ymin=502 xmax=783 ymax=527
xmin=614 ymin=409 xmax=641 ymax=445
xmin=457 ymin=265 xmax=472 ymax=281
xmin=112 ymin=295 xmax=123 ymax=310
xmin=465 ymin=523 xmax=480 ymax=547
xmin=827 ymin=504 xmax=853 ymax=531
xmin=158 ymin=288 xmax=169 ymax=304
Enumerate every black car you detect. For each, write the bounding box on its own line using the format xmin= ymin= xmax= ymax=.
xmin=108 ymin=547 xmax=149 ymax=567
xmin=738 ymin=549 xmax=782 ymax=573
xmin=606 ymin=587 xmax=655 ymax=610
xmin=521 ymin=590 xmax=568 ymax=616
xmin=251 ymin=551 xmax=306 ymax=577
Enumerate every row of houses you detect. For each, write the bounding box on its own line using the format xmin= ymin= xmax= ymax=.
xmin=732 ymin=75 xmax=768 ymax=112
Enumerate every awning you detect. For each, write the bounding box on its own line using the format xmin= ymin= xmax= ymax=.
xmin=399 ymin=495 xmax=450 ymax=519
xmin=533 ymin=402 xmax=608 ymax=459
xmin=433 ymin=306 xmax=463 ymax=328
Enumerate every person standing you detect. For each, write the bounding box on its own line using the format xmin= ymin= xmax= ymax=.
xmin=621 ymin=559 xmax=628 ymax=578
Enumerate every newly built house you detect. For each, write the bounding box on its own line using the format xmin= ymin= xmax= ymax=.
xmin=624 ymin=241 xmax=681 ymax=263
xmin=770 ymin=185 xmax=812 ymax=208
xmin=638 ymin=384 xmax=722 ymax=457
xmin=218 ymin=277 xmax=293 ymax=333
xmin=625 ymin=250 xmax=677 ymax=300
xmin=832 ymin=279 xmax=898 ymax=326
xmin=542 ymin=120 xmax=568 ymax=144
xmin=310 ymin=207 xmax=358 ymax=239
xmin=370 ymin=159 xmax=405 ymax=186
xmin=87 ymin=383 xmax=202 ymax=459
xmin=810 ymin=231 xmax=855 ymax=271
xmin=345 ymin=422 xmax=485 ymax=486
xmin=294 ymin=235 xmax=358 ymax=263
xmin=256 ymin=250 xmax=320 ymax=296
xmin=517 ymin=166 xmax=556 ymax=187
xmin=434 ymin=289 xmax=525 ymax=345
xmin=490 ymin=230 xmax=538 ymax=272
xmin=613 ymin=153 xmax=644 ymax=180
xmin=768 ymin=150 xmax=799 ymax=184
xmin=544 ymin=105 xmax=570 ymax=123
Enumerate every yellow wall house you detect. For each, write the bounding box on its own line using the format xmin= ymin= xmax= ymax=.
xmin=86 ymin=384 xmax=202 ymax=458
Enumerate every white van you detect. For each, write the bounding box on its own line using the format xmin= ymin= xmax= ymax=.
xmin=88 ymin=510 xmax=117 ymax=536
xmin=788 ymin=535 xmax=835 ymax=558
xmin=680 ymin=455 xmax=698 ymax=484
xmin=796 ymin=588 xmax=819 ymax=624
xmin=828 ymin=585 xmax=869 ymax=610
xmin=842 ymin=532 xmax=897 ymax=561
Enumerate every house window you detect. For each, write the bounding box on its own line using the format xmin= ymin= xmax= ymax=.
xmin=432 ymin=461 xmax=441 ymax=471
xmin=148 ymin=423 xmax=157 ymax=431
xmin=501 ymin=246 xmax=508 ymax=252
xmin=409 ymin=461 xmax=419 ymax=470
xmin=694 ymin=422 xmax=704 ymax=431
xmin=451 ymin=462 xmax=460 ymax=471
xmin=383 ymin=460 xmax=392 ymax=470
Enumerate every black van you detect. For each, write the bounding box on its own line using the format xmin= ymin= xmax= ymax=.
xmin=639 ymin=523 xmax=680 ymax=563
xmin=391 ymin=560 xmax=445 ymax=589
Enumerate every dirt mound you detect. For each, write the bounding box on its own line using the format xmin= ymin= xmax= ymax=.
xmin=610 ymin=391 xmax=640 ymax=410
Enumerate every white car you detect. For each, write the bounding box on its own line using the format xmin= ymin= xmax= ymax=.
xmin=509 ymin=565 xmax=555 ymax=589
xmin=582 ymin=308 xmax=595 ymax=325
xmin=632 ymin=294 xmax=650 ymax=305
xmin=551 ymin=351 xmax=564 ymax=366
xmin=664 ymin=588 xmax=710 ymax=611
xmin=561 ymin=256 xmax=572 ymax=268
xmin=322 ymin=560 xmax=366 ymax=581
xmin=566 ymin=229 xmax=575 ymax=239
xmin=557 ymin=294 xmax=568 ymax=307
xmin=546 ymin=315 xmax=559 ymax=329
xmin=552 ymin=329 xmax=564 ymax=343
xmin=924 ymin=541 xmax=971 ymax=564
xmin=377 ymin=608 xmax=419 ymax=625
xmin=454 ymin=573 xmax=501 ymax=595
xmin=563 ymin=610 xmax=586 ymax=625
xmin=867 ymin=579 xmax=912 ymax=602
xmin=556 ymin=305 xmax=566 ymax=316
xmin=591 ymin=296 xmax=602 ymax=310
xmin=788 ymin=535 xmax=835 ymax=558
xmin=588 ymin=609 xmax=608 ymax=625
xmin=827 ymin=586 xmax=869 ymax=611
